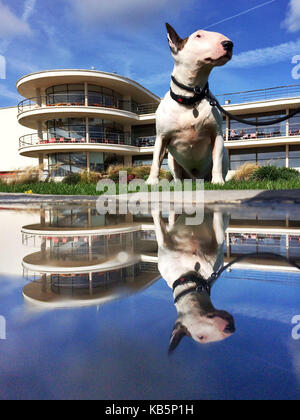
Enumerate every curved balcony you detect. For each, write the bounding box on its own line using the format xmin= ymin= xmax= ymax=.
xmin=18 ymin=93 xmax=158 ymax=115
xmin=17 ymin=94 xmax=158 ymax=129
xmin=18 ymin=93 xmax=137 ymax=113
xmin=19 ymin=132 xmax=137 ymax=157
xmin=19 ymin=132 xmax=156 ymax=157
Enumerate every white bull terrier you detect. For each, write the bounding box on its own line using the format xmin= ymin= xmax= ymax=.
xmin=152 ymin=210 xmax=235 ymax=353
xmin=147 ymin=24 xmax=233 ymax=185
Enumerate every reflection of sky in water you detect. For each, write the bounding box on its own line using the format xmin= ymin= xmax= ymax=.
xmin=0 ymin=268 xmax=300 ymax=400
xmin=0 ymin=206 xmax=300 ymax=400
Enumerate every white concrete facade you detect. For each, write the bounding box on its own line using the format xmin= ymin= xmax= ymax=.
xmin=0 ymin=106 xmax=36 ymax=172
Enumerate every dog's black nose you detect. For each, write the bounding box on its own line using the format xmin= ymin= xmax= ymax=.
xmin=221 ymin=40 xmax=234 ymax=51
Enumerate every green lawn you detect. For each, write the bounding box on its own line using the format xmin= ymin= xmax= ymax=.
xmin=1 ymin=179 xmax=300 ymax=195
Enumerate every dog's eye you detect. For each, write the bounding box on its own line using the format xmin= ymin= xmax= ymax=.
xmin=196 ymin=35 xmax=201 ymax=38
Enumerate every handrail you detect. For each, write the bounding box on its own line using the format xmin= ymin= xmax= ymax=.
xmin=18 ymin=94 xmax=159 ymax=115
xmin=217 ymin=84 xmax=300 ymax=105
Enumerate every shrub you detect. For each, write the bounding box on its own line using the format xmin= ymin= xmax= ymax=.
xmin=106 ymin=165 xmax=134 ymax=182
xmin=62 ymin=173 xmax=81 ymax=184
xmin=80 ymin=170 xmax=103 ymax=184
xmin=251 ymin=165 xmax=300 ymax=182
xmin=2 ymin=166 xmax=41 ymax=185
xmin=233 ymin=163 xmax=260 ymax=182
xmin=131 ymin=165 xmax=151 ymax=179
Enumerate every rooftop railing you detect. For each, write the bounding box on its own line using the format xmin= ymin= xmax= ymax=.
xmin=217 ymin=84 xmax=300 ymax=105
xmin=18 ymin=94 xmax=159 ymax=115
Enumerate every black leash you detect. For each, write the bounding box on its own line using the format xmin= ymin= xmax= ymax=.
xmin=170 ymin=76 xmax=300 ymax=127
xmin=172 ymin=252 xmax=300 ymax=304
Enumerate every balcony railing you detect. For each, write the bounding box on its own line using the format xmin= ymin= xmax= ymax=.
xmin=217 ymin=84 xmax=300 ymax=106
xmin=134 ymin=136 xmax=156 ymax=147
xmin=225 ymin=122 xmax=300 ymax=142
xmin=136 ymin=103 xmax=159 ymax=114
xmin=18 ymin=94 xmax=159 ymax=115
xmin=19 ymin=133 xmax=157 ymax=149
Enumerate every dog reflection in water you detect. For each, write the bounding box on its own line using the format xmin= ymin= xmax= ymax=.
xmin=152 ymin=210 xmax=235 ymax=352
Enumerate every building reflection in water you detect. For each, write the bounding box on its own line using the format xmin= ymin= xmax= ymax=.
xmin=21 ymin=205 xmax=159 ymax=309
xmin=21 ymin=205 xmax=300 ymax=346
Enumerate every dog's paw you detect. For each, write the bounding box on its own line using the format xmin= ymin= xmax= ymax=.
xmin=146 ymin=176 xmax=159 ymax=186
xmin=211 ymin=175 xmax=225 ymax=185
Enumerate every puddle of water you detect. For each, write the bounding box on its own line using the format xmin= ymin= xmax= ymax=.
xmin=0 ymin=204 xmax=299 ymax=400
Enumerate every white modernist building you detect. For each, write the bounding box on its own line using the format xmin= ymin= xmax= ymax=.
xmin=0 ymin=69 xmax=299 ymax=177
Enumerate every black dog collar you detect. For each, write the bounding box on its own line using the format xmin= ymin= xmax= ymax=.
xmin=172 ymin=273 xmax=211 ymax=304
xmin=170 ymin=76 xmax=209 ymax=106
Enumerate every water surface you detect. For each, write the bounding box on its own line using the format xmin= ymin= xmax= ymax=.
xmin=0 ymin=204 xmax=299 ymax=400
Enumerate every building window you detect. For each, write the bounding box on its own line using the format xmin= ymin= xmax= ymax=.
xmin=48 ymin=152 xmax=87 ymax=177
xmin=88 ymin=84 xmax=122 ymax=108
xmin=229 ymin=111 xmax=286 ymax=140
xmin=229 ymin=146 xmax=286 ymax=170
xmin=132 ymin=124 xmax=156 ymax=146
xmin=89 ymin=118 xmax=125 ymax=144
xmin=133 ymin=155 xmax=168 ymax=170
xmin=90 ymin=152 xmax=104 ymax=172
xmin=289 ymin=114 xmax=300 ymax=136
xmin=46 ymin=84 xmax=85 ymax=106
xmin=47 ymin=118 xmax=86 ymax=141
xmin=289 ymin=145 xmax=300 ymax=168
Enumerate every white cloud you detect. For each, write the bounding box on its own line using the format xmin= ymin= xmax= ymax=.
xmin=22 ymin=0 xmax=37 ymax=22
xmin=70 ymin=0 xmax=193 ymax=27
xmin=0 ymin=2 xmax=32 ymax=38
xmin=282 ymin=0 xmax=300 ymax=33
xmin=228 ymin=39 xmax=300 ymax=68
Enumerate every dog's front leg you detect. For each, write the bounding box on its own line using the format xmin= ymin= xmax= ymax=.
xmin=211 ymin=134 xmax=225 ymax=185
xmin=213 ymin=211 xmax=225 ymax=245
xmin=146 ymin=134 xmax=169 ymax=185
xmin=152 ymin=211 xmax=168 ymax=247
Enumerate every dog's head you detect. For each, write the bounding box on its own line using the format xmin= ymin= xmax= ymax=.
xmin=166 ymin=23 xmax=233 ymax=68
xmin=169 ymin=309 xmax=235 ymax=353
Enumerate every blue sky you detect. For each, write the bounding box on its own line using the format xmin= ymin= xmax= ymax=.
xmin=0 ymin=0 xmax=299 ymax=107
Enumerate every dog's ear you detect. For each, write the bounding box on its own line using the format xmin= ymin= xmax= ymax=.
xmin=168 ymin=322 xmax=189 ymax=354
xmin=165 ymin=23 xmax=184 ymax=54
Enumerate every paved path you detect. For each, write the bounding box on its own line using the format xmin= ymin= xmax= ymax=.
xmin=0 ymin=190 xmax=300 ymax=205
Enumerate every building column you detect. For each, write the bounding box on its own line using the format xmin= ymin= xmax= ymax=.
xmin=225 ymin=116 xmax=230 ymax=142
xmin=124 ymin=155 xmax=132 ymax=167
xmin=86 ymin=117 xmax=89 ymax=143
xmin=37 ymin=121 xmax=43 ymax=142
xmin=36 ymin=88 xmax=41 ymax=107
xmin=286 ymin=144 xmax=289 ymax=168
xmin=38 ymin=154 xmax=45 ymax=181
xmin=286 ymin=108 xmax=290 ymax=137
xmin=87 ymin=151 xmax=90 ymax=173
xmin=124 ymin=124 xmax=132 ymax=145
xmin=123 ymin=95 xmax=131 ymax=112
xmin=40 ymin=88 xmax=46 ymax=107
xmin=84 ymin=82 xmax=88 ymax=106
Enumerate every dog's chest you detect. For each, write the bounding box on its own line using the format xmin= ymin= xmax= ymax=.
xmin=169 ymin=103 xmax=216 ymax=148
